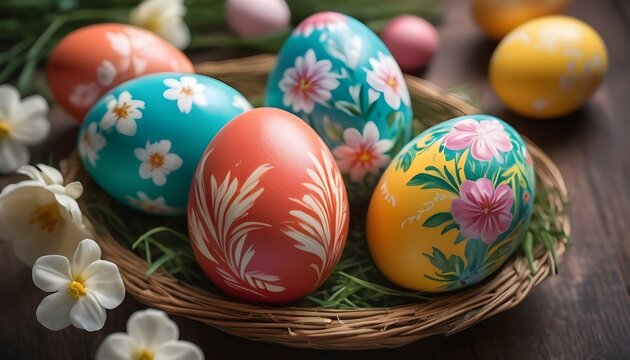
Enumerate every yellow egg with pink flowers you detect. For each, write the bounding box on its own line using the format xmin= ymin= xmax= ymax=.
xmin=489 ymin=16 xmax=608 ymax=119
xmin=366 ymin=114 xmax=535 ymax=292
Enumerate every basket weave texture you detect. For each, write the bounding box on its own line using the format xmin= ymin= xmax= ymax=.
xmin=62 ymin=55 xmax=569 ymax=350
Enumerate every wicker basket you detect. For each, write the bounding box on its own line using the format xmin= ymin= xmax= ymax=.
xmin=62 ymin=54 xmax=569 ymax=350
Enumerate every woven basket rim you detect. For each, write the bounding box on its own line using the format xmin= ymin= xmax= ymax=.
xmin=61 ymin=54 xmax=570 ymax=350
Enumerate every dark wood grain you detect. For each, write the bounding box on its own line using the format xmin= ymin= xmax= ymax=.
xmin=1 ymin=0 xmax=629 ymax=359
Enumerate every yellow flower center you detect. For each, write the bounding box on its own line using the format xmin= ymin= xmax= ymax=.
xmin=299 ymin=78 xmax=312 ymax=91
xmin=143 ymin=15 xmax=163 ymax=34
xmin=483 ymin=207 xmax=490 ymax=215
xmin=358 ymin=150 xmax=373 ymax=163
xmin=148 ymin=152 xmax=166 ymax=170
xmin=28 ymin=203 xmax=62 ymax=233
xmin=113 ymin=103 xmax=132 ymax=119
xmin=180 ymin=86 xmax=194 ymax=96
xmin=68 ymin=280 xmax=87 ymax=299
xmin=387 ymin=76 xmax=398 ymax=90
xmin=0 ymin=121 xmax=11 ymax=140
xmin=82 ymin=132 xmax=92 ymax=146
xmin=136 ymin=349 xmax=154 ymax=360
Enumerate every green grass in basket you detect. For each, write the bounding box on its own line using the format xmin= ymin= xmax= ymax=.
xmin=86 ymin=178 xmax=567 ymax=309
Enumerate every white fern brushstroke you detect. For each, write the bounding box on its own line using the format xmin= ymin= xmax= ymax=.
xmin=283 ymin=149 xmax=348 ymax=285
xmin=189 ymin=149 xmax=284 ymax=296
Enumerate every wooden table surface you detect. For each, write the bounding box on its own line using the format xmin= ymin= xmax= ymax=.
xmin=1 ymin=0 xmax=629 ymax=358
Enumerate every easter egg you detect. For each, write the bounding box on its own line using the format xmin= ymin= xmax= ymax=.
xmin=226 ymin=0 xmax=291 ymax=38
xmin=380 ymin=15 xmax=439 ymax=72
xmin=489 ymin=16 xmax=608 ymax=119
xmin=472 ymin=0 xmax=570 ymax=40
xmin=188 ymin=108 xmax=349 ymax=304
xmin=48 ymin=23 xmax=194 ymax=121
xmin=77 ymin=73 xmax=252 ymax=216
xmin=367 ymin=114 xmax=535 ymax=292
xmin=265 ymin=12 xmax=413 ymax=204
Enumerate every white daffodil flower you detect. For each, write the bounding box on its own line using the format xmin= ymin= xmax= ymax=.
xmin=0 ymin=84 xmax=50 ymax=174
xmin=130 ymin=0 xmax=191 ymax=50
xmin=0 ymin=164 xmax=93 ymax=266
xmin=96 ymin=309 xmax=204 ymax=360
xmin=32 ymin=239 xmax=125 ymax=331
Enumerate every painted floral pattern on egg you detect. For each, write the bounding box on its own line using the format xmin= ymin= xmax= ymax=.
xmin=266 ymin=12 xmax=413 ymax=204
xmin=78 ymin=73 xmax=252 ymax=216
xmin=367 ymin=114 xmax=535 ymax=292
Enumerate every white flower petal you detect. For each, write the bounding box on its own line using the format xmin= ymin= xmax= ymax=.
xmin=64 ymin=181 xmax=84 ymax=199
xmin=83 ymin=260 xmax=125 ymax=309
xmin=0 ymin=139 xmax=29 ymax=174
xmin=36 ymin=291 xmax=75 ymax=331
xmin=37 ymin=164 xmax=63 ymax=185
xmin=0 ymin=84 xmax=20 ymax=119
xmin=54 ymin=193 xmax=84 ymax=224
xmin=11 ymin=115 xmax=50 ymax=145
xmin=163 ymin=78 xmax=182 ymax=89
xmin=116 ymin=118 xmax=137 ymax=136
xmin=15 ymin=164 xmax=45 ymax=183
xmin=177 ymin=95 xmax=193 ymax=114
xmin=71 ymin=239 xmax=101 ymax=276
xmin=128 ymin=309 xmax=179 ymax=348
xmin=153 ymin=171 xmax=167 ymax=186
xmin=155 ymin=341 xmax=205 ymax=360
xmin=95 ymin=333 xmax=138 ymax=360
xmin=70 ymin=292 xmax=106 ymax=331
xmin=32 ymin=255 xmax=72 ymax=291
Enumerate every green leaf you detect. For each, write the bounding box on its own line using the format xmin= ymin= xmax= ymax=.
xmin=441 ymin=221 xmax=459 ymax=235
xmin=407 ymin=173 xmax=458 ymax=195
xmin=443 ymin=165 xmax=458 ymax=188
xmin=423 ymin=247 xmax=449 ymax=270
xmin=146 ymin=253 xmax=175 ymax=276
xmin=454 ymin=232 xmax=466 ymax=244
xmin=387 ymin=111 xmax=403 ymax=127
xmin=464 ymin=239 xmax=487 ymax=271
xmin=423 ymin=212 xmax=453 ymax=228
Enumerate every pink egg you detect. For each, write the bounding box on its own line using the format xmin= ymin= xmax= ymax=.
xmin=226 ymin=0 xmax=291 ymax=38
xmin=381 ymin=15 xmax=439 ymax=72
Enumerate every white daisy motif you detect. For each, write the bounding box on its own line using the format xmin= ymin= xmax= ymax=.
xmin=231 ymin=94 xmax=252 ymax=113
xmin=78 ymin=123 xmax=106 ymax=167
xmin=365 ymin=52 xmax=410 ymax=110
xmin=125 ymin=191 xmax=183 ymax=215
xmin=162 ymin=76 xmax=207 ymax=114
xmin=99 ymin=91 xmax=145 ymax=136
xmin=69 ymin=82 xmax=101 ymax=108
xmin=134 ymin=140 xmax=182 ymax=186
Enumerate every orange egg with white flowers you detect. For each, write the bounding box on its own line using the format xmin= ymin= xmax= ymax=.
xmin=187 ymin=107 xmax=349 ymax=304
xmin=47 ymin=23 xmax=194 ymax=121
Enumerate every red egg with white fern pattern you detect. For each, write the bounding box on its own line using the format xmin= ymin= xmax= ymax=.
xmin=187 ymin=107 xmax=349 ymax=304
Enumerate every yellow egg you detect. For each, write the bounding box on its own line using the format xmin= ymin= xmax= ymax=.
xmin=489 ymin=16 xmax=608 ymax=119
xmin=367 ymin=115 xmax=535 ymax=292
xmin=472 ymin=0 xmax=570 ymax=40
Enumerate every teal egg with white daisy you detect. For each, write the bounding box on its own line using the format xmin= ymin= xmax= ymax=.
xmin=265 ymin=12 xmax=413 ymax=204
xmin=78 ymin=73 xmax=252 ymax=216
